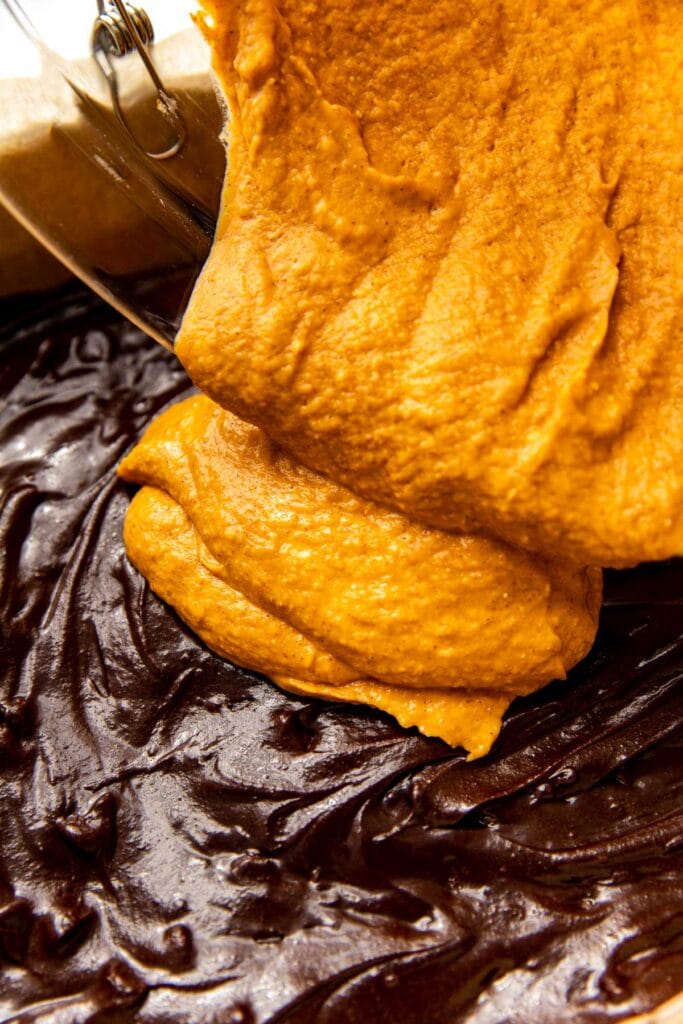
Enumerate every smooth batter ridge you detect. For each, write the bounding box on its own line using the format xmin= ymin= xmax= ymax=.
xmin=122 ymin=486 xmax=512 ymax=757
xmin=1 ymin=292 xmax=682 ymax=1023
xmin=119 ymin=395 xmax=600 ymax=756
xmin=175 ymin=0 xmax=683 ymax=568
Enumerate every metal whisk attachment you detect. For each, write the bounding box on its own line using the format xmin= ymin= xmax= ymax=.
xmin=92 ymin=0 xmax=186 ymax=160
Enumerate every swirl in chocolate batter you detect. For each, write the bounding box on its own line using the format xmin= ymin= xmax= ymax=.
xmin=1 ymin=290 xmax=682 ymax=1022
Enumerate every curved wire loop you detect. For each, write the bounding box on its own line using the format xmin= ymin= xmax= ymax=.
xmin=92 ymin=0 xmax=187 ymax=161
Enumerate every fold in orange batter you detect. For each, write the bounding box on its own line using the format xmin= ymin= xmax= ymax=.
xmin=123 ymin=489 xmax=511 ymax=757
xmin=119 ymin=396 xmax=601 ymax=757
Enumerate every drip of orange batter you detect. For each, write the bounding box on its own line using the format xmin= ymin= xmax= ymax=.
xmin=121 ymin=0 xmax=680 ymax=753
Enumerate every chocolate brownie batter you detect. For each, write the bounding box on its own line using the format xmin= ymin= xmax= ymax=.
xmin=1 ymin=289 xmax=682 ymax=1023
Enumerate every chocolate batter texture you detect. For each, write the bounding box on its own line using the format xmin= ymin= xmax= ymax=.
xmin=1 ymin=290 xmax=682 ymax=1020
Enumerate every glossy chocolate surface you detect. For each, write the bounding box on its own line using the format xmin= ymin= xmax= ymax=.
xmin=1 ymin=290 xmax=682 ymax=1023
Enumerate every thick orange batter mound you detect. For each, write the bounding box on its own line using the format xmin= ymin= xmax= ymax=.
xmin=121 ymin=0 xmax=683 ymax=751
xmin=119 ymin=396 xmax=601 ymax=755
xmin=176 ymin=0 xmax=683 ymax=568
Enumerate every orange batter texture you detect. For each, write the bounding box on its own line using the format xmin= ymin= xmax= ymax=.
xmin=121 ymin=0 xmax=682 ymax=755
xmin=120 ymin=396 xmax=600 ymax=757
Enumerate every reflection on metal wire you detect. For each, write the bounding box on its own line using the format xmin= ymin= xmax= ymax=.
xmin=94 ymin=2 xmax=154 ymax=57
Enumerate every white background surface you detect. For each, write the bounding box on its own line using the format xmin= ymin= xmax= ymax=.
xmin=0 ymin=0 xmax=195 ymax=77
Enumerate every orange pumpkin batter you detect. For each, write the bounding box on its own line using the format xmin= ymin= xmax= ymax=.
xmin=176 ymin=0 xmax=683 ymax=569
xmin=120 ymin=0 xmax=680 ymax=753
